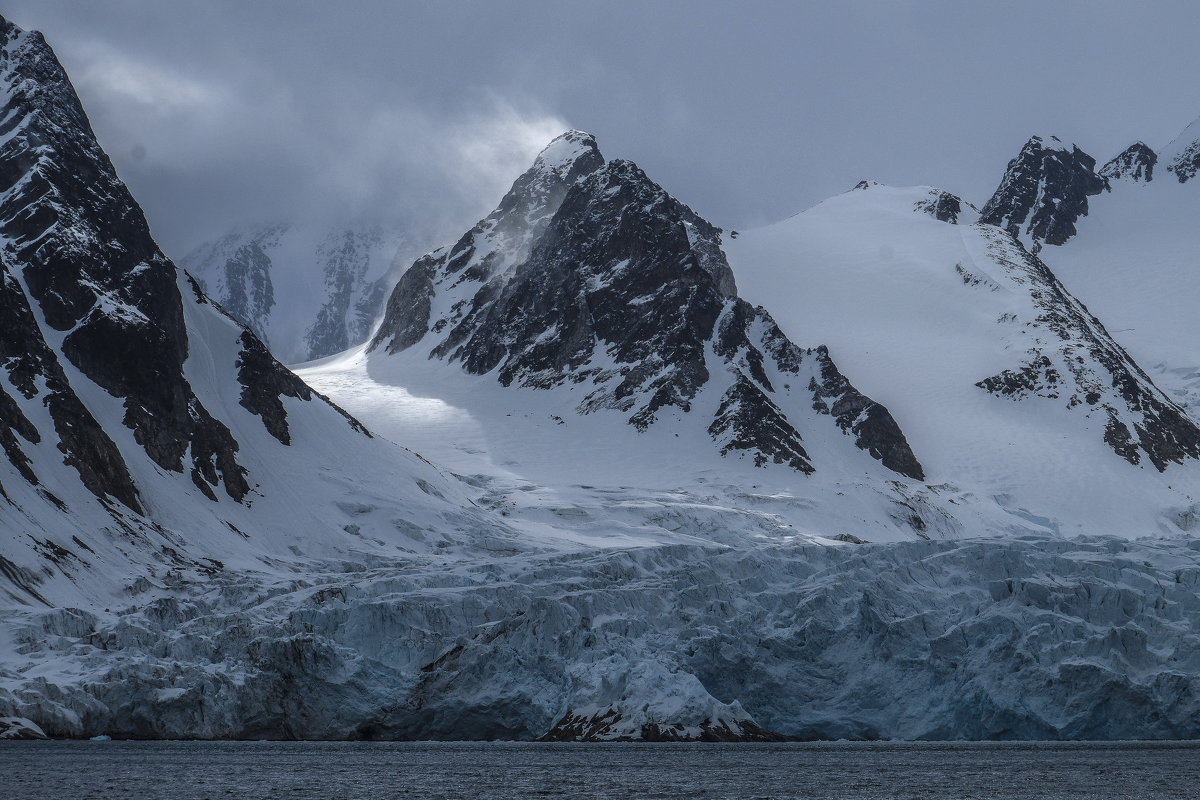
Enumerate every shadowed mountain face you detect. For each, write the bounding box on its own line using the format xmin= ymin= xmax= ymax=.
xmin=0 ymin=15 xmax=512 ymax=622
xmin=0 ymin=18 xmax=360 ymax=508
xmin=372 ymin=131 xmax=924 ymax=480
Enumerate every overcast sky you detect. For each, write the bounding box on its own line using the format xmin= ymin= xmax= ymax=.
xmin=8 ymin=0 xmax=1200 ymax=256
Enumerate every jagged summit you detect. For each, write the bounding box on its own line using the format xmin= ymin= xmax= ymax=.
xmin=371 ymin=132 xmax=923 ymax=480
xmin=529 ymin=129 xmax=603 ymax=172
xmin=1099 ymin=141 xmax=1157 ymax=183
xmin=1027 ymin=133 xmax=1074 ymax=151
xmin=979 ymin=135 xmax=1106 ymax=250
xmin=488 ymin=129 xmax=606 ymax=227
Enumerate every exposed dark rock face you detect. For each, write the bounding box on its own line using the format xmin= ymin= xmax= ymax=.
xmin=0 ymin=18 xmax=248 ymax=500
xmin=1100 ymin=142 xmax=1157 ymax=183
xmin=808 ymin=345 xmax=926 ymax=480
xmin=539 ymin=709 xmax=787 ymax=742
xmin=971 ymin=225 xmax=1200 ymax=470
xmin=0 ymin=245 xmax=141 ymax=513
xmin=236 ymin=330 xmax=370 ymax=444
xmin=980 ymin=136 xmax=1107 ymax=250
xmin=373 ymin=132 xmax=922 ymax=479
xmin=913 ymin=189 xmax=968 ymax=223
xmin=0 ymin=15 xmax=365 ymax=508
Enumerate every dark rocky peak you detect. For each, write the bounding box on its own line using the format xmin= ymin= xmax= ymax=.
xmin=1099 ymin=141 xmax=1157 ymax=183
xmin=850 ymin=179 xmax=881 ymax=191
xmin=486 ymin=129 xmax=606 ymax=245
xmin=913 ymin=189 xmax=974 ymax=224
xmin=372 ymin=134 xmax=923 ymax=480
xmin=979 ymin=135 xmax=1106 ymax=251
xmin=544 ymin=158 xmax=738 ymax=297
xmin=414 ymin=155 xmax=741 ymax=391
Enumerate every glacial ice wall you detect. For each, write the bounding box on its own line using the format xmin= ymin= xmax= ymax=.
xmin=4 ymin=534 xmax=1200 ymax=741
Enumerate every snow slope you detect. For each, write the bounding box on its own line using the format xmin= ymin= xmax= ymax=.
xmin=726 ymin=183 xmax=1200 ymax=539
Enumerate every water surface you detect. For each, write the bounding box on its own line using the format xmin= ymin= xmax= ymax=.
xmin=4 ymin=740 xmax=1197 ymax=799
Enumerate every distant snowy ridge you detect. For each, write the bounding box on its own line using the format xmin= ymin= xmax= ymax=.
xmin=181 ymin=222 xmax=427 ymax=364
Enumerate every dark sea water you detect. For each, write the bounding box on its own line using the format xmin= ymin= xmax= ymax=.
xmin=3 ymin=740 xmax=1198 ymax=799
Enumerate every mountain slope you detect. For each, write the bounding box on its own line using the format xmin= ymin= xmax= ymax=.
xmin=0 ymin=16 xmax=528 ymax=611
xmin=1027 ymin=117 xmax=1200 ymax=419
xmin=726 ymin=183 xmax=1200 ymax=538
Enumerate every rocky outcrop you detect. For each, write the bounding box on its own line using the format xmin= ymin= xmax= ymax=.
xmin=913 ymin=189 xmax=971 ymax=223
xmin=0 ymin=716 xmax=47 ymax=739
xmin=980 ymin=135 xmax=1106 ymax=250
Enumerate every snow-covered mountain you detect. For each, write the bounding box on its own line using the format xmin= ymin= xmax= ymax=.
xmin=8 ymin=12 xmax=1200 ymax=743
xmin=988 ymin=117 xmax=1200 ymax=420
xmin=301 ymin=130 xmax=1030 ymax=548
xmin=180 ymin=223 xmax=428 ymax=364
xmin=366 ymin=131 xmax=930 ymax=485
xmin=0 ymin=16 xmax=527 ymax=610
xmin=727 ymin=182 xmax=1200 ymax=538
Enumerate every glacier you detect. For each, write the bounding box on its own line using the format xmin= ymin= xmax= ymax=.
xmin=5 ymin=534 xmax=1200 ymax=740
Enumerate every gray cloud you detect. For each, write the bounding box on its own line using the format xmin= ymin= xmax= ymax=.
xmin=8 ymin=0 xmax=1200 ymax=255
